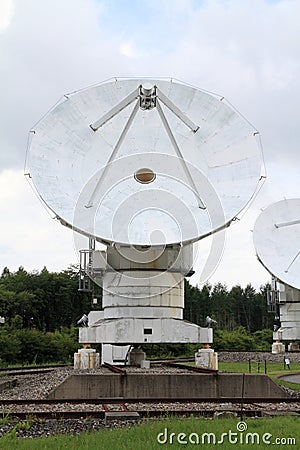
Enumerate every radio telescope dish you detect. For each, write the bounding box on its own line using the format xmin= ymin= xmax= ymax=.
xmin=253 ymin=198 xmax=300 ymax=289
xmin=26 ymin=78 xmax=264 ymax=246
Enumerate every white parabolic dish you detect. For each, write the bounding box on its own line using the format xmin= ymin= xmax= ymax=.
xmin=253 ymin=198 xmax=300 ymax=289
xmin=26 ymin=78 xmax=264 ymax=246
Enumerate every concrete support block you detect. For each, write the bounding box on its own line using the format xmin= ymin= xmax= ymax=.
xmin=195 ymin=348 xmax=218 ymax=370
xmin=128 ymin=349 xmax=146 ymax=367
xmin=288 ymin=342 xmax=299 ymax=351
xmin=271 ymin=342 xmax=285 ymax=354
xmin=74 ymin=348 xmax=100 ymax=370
xmin=140 ymin=360 xmax=151 ymax=369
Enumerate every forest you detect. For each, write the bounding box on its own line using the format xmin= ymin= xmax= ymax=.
xmin=0 ymin=266 xmax=275 ymax=364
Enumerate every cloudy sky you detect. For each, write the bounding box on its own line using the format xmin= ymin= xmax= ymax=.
xmin=0 ymin=0 xmax=299 ymax=289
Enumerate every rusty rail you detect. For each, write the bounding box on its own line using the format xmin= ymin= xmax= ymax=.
xmin=0 ymin=397 xmax=299 ymax=420
xmin=0 ymin=364 xmax=70 ymax=376
xmin=0 ymin=397 xmax=298 ymax=405
xmin=0 ymin=409 xmax=267 ymax=420
xmin=0 ymin=398 xmax=299 ymax=420
xmin=103 ymin=362 xmax=127 ymax=376
xmin=162 ymin=361 xmax=218 ymax=375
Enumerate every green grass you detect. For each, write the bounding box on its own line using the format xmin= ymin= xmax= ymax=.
xmin=0 ymin=417 xmax=299 ymax=449
xmin=218 ymin=361 xmax=300 ymax=393
xmin=273 ymin=377 xmax=300 ymax=393
xmin=219 ymin=361 xmax=300 ymax=374
xmin=0 ymin=362 xmax=70 ymax=370
xmin=0 ymin=361 xmax=298 ymax=448
xmin=185 ymin=360 xmax=300 ymax=391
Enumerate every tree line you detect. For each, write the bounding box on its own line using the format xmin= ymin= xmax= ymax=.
xmin=0 ymin=266 xmax=274 ymax=333
xmin=184 ymin=280 xmax=274 ymax=333
xmin=0 ymin=266 xmax=275 ymax=364
xmin=0 ymin=266 xmax=101 ymax=332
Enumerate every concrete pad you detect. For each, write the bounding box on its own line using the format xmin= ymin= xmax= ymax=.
xmin=48 ymin=373 xmax=288 ymax=400
xmin=279 ymin=373 xmax=300 ymax=384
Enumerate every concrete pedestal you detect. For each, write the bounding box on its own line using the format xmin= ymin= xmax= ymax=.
xmin=288 ymin=342 xmax=299 ymax=351
xmin=140 ymin=360 xmax=151 ymax=369
xmin=128 ymin=348 xmax=146 ymax=367
xmin=272 ymin=282 xmax=300 ymax=341
xmin=271 ymin=342 xmax=285 ymax=354
xmin=195 ymin=348 xmax=218 ymax=370
xmin=74 ymin=348 xmax=100 ymax=370
xmin=79 ymin=245 xmax=213 ymax=347
xmin=48 ymin=373 xmax=288 ymax=400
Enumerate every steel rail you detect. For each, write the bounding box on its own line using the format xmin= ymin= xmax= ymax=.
xmin=103 ymin=362 xmax=127 ymax=376
xmin=0 ymin=364 xmax=70 ymax=373
xmin=0 ymin=409 xmax=269 ymax=420
xmin=1 ymin=398 xmax=299 ymax=420
xmin=161 ymin=362 xmax=218 ymax=375
xmin=0 ymin=398 xmax=298 ymax=405
xmin=2 ymin=404 xmax=300 ymax=420
xmin=1 ymin=350 xmax=299 ymax=373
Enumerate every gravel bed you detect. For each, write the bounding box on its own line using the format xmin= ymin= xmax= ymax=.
xmin=0 ymin=362 xmax=298 ymax=439
xmin=0 ymin=364 xmax=299 ymax=403
xmin=0 ymin=418 xmax=140 ymax=439
xmin=0 ymin=367 xmax=73 ymax=400
xmin=127 ymin=398 xmax=300 ymax=412
xmin=0 ymin=402 xmax=106 ymax=414
xmin=0 ymin=365 xmax=205 ymax=401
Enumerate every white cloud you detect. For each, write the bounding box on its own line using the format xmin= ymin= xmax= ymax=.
xmin=0 ymin=169 xmax=78 ymax=273
xmin=0 ymin=0 xmax=14 ymax=31
xmin=119 ymin=41 xmax=139 ymax=58
xmin=0 ymin=0 xmax=299 ymax=288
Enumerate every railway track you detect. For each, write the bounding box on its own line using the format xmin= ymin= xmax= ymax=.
xmin=0 ymin=364 xmax=70 ymax=376
xmin=102 ymin=361 xmax=217 ymax=375
xmin=0 ymin=398 xmax=299 ymax=420
xmin=0 ymin=349 xmax=299 ymax=375
xmin=1 ymin=397 xmax=299 ymax=405
xmin=161 ymin=361 xmax=218 ymax=374
xmin=0 ymin=409 xmax=269 ymax=420
xmin=0 ymin=357 xmax=299 ymax=421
